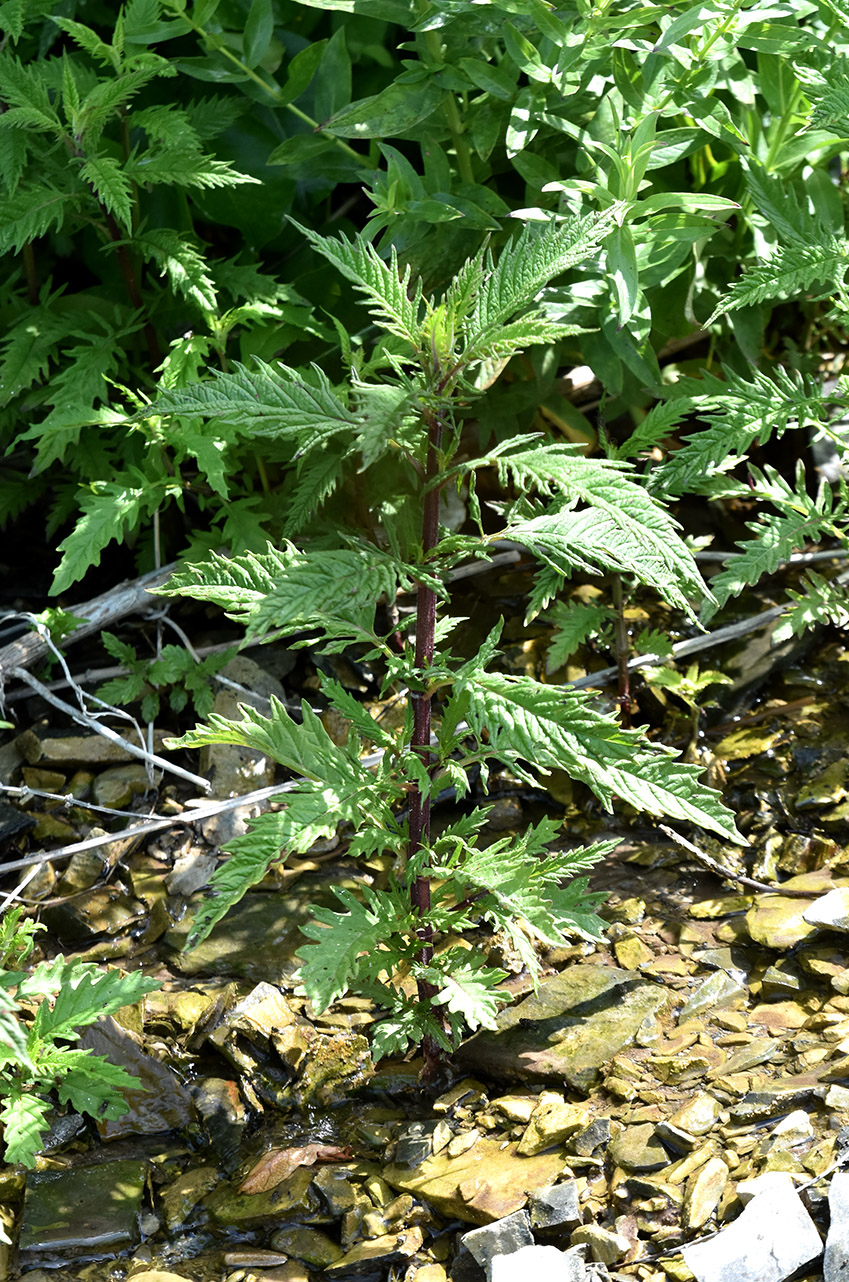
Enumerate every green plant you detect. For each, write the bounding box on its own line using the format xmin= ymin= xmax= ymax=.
xmin=150 ymin=216 xmax=742 ymax=1071
xmin=97 ymin=631 xmax=235 ymax=720
xmin=0 ymin=908 xmax=160 ymax=1168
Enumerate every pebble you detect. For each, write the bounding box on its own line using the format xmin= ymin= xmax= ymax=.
xmin=517 ymin=1095 xmax=588 ymax=1156
xmin=683 ymin=1156 xmax=728 ymax=1228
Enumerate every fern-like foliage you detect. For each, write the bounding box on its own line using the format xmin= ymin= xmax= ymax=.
xmin=0 ymin=945 xmax=160 ymax=1168
xmin=701 ymin=464 xmax=842 ymax=621
xmin=705 ymin=235 xmax=849 ymax=325
xmin=653 ymin=368 xmax=830 ymax=499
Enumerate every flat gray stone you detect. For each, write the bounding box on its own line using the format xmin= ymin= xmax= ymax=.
xmin=609 ymin=1123 xmax=668 ymax=1172
xmin=491 ymin=1243 xmax=588 ymax=1282
xmin=18 ymin=1160 xmax=146 ymax=1266
xmin=825 ymin=1169 xmax=849 ymax=1282
xmin=461 ymin=1210 xmax=534 ymax=1276
xmin=529 ymin=1181 xmax=582 ymax=1230
xmin=456 ymin=965 xmax=667 ymax=1090
xmin=682 ymin=1176 xmax=822 ymax=1282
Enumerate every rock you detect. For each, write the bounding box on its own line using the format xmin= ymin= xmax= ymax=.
xmin=797 ymin=758 xmax=849 ymax=809
xmin=825 ymin=1170 xmax=849 ymax=1282
xmin=683 ymin=1156 xmax=728 ymax=1229
xmin=460 ymin=1211 xmax=534 ymax=1278
xmin=384 ymin=1136 xmax=567 ymax=1225
xmin=159 ymin=1167 xmax=221 ymax=1232
xmin=490 ymin=1244 xmax=588 ymax=1282
xmin=609 ymin=1123 xmax=669 ymax=1172
xmin=570 ymin=1223 xmax=631 ymax=1263
xmin=78 ymin=1017 xmax=192 ymax=1138
xmin=269 ymin=1225 xmax=344 ymax=1266
xmin=614 ymin=936 xmax=654 ymax=969
xmin=667 ymin=1092 xmax=722 ymax=1137
xmin=682 ymin=1175 xmax=822 ymax=1282
xmin=569 ymin=1117 xmax=611 ymax=1156
xmin=746 ymin=870 xmax=849 ymax=950
xmin=208 ymin=980 xmax=295 ymax=1048
xmin=804 ymin=887 xmax=849 ymax=931
xmin=517 ymin=1094 xmax=588 ymax=1155
xmin=490 ymin=1094 xmax=538 ymax=1124
xmin=455 ymin=965 xmax=668 ymax=1090
xmin=679 ymin=971 xmax=746 ymax=1022
xmin=15 ymin=730 xmax=169 ymax=766
xmin=191 ymin=1077 xmax=250 ymax=1164
xmin=324 ymin=1228 xmax=423 ymax=1277
xmin=18 ymin=1160 xmax=146 ymax=1267
xmin=296 ymin=1030 xmax=374 ymax=1106
xmin=528 ymin=1181 xmax=582 ymax=1230
xmin=171 ymin=889 xmax=320 ymax=982
xmin=736 ymin=1171 xmax=801 ymax=1206
xmin=92 ymin=763 xmax=152 ymax=807
xmin=204 ymin=1168 xmax=315 ymax=1227
xmin=198 ymin=656 xmax=285 ymax=811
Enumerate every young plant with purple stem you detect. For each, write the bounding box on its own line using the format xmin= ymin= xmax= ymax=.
xmin=150 ymin=213 xmax=742 ymax=1073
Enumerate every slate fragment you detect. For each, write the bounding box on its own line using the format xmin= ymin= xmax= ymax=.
xmin=18 ymin=1160 xmax=146 ymax=1265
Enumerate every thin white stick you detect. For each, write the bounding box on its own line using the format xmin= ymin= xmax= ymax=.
xmin=9 ymin=666 xmax=211 ymax=793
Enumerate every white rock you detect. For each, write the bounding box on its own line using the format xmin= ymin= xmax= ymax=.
xmin=490 ymin=1243 xmax=588 ymax=1282
xmin=682 ymin=1176 xmax=822 ymax=1282
xmin=735 ymin=1171 xmax=802 ymax=1206
xmin=825 ymin=1170 xmax=849 ymax=1282
xmin=770 ymin=1109 xmax=814 ymax=1142
xmin=803 ymin=887 xmax=849 ymax=931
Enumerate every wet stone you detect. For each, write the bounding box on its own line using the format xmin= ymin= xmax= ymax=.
xmin=324 ymin=1227 xmax=423 ymax=1278
xmin=394 ymin=1121 xmax=439 ymax=1169
xmin=170 ymin=891 xmax=314 ymax=982
xmin=191 ymin=1077 xmax=249 ymax=1164
xmin=204 ymin=1167 xmax=315 ymax=1226
xmin=746 ymin=869 xmax=849 ymax=950
xmin=269 ymin=1225 xmax=343 ymax=1266
xmin=209 ymin=980 xmax=295 ymax=1048
xmin=609 ymin=1123 xmax=669 ymax=1172
xmin=528 ymin=1181 xmax=582 ymax=1230
xmin=159 ymin=1166 xmax=220 ymax=1232
xmin=455 ymin=965 xmax=668 ymax=1090
xmin=78 ymin=1016 xmax=192 ymax=1138
xmin=682 ymin=1176 xmax=822 ymax=1282
xmin=18 ymin=1160 xmax=146 ymax=1266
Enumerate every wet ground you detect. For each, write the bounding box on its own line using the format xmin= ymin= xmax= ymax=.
xmin=2 ymin=557 xmax=849 ymax=1282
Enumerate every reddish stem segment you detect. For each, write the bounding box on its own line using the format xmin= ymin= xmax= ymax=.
xmin=408 ymin=410 xmax=444 ymax=1077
